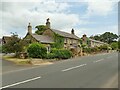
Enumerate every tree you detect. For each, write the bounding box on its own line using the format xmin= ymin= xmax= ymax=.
xmin=35 ymin=25 xmax=47 ymax=35
xmin=90 ymin=35 xmax=101 ymax=41
xmin=2 ymin=34 xmax=24 ymax=56
xmin=100 ymin=32 xmax=118 ymax=44
xmin=90 ymin=32 xmax=118 ymax=44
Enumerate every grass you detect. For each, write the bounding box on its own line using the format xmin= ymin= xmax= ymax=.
xmin=2 ymin=55 xmax=31 ymax=65
xmin=2 ymin=55 xmax=53 ymax=65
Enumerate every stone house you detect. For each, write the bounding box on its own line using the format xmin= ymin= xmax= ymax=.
xmin=23 ymin=18 xmax=81 ymax=55
xmin=89 ymin=39 xmax=106 ymax=47
xmin=82 ymin=34 xmax=107 ymax=47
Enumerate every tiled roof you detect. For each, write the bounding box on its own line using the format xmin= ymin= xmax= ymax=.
xmin=89 ymin=39 xmax=106 ymax=44
xmin=52 ymin=29 xmax=80 ymax=40
xmin=32 ymin=35 xmax=54 ymax=44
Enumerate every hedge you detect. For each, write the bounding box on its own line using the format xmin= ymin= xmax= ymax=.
xmin=47 ymin=48 xmax=73 ymax=59
xmin=27 ymin=43 xmax=47 ymax=58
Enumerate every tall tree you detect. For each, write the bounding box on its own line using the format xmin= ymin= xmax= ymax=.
xmin=2 ymin=33 xmax=24 ymax=56
xmin=100 ymin=32 xmax=118 ymax=44
xmin=90 ymin=32 xmax=118 ymax=44
xmin=35 ymin=25 xmax=47 ymax=35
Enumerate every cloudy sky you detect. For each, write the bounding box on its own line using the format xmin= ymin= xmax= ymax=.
xmin=0 ymin=0 xmax=119 ymax=38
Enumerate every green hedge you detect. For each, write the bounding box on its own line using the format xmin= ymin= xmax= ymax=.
xmin=46 ymin=53 xmax=56 ymax=59
xmin=99 ymin=45 xmax=108 ymax=51
xmin=27 ymin=43 xmax=47 ymax=58
xmin=47 ymin=48 xmax=73 ymax=59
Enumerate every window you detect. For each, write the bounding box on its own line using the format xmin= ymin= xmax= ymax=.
xmin=65 ymin=38 xmax=68 ymax=43
xmin=46 ymin=45 xmax=51 ymax=53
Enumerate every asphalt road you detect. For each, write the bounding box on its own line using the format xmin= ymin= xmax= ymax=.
xmin=1 ymin=57 xmax=38 ymax=73
xmin=1 ymin=52 xmax=118 ymax=88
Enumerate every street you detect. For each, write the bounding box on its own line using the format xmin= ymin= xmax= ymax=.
xmin=1 ymin=52 xmax=118 ymax=88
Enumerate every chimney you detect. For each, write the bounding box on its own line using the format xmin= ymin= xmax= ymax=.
xmin=28 ymin=23 xmax=32 ymax=34
xmin=82 ymin=34 xmax=87 ymax=41
xmin=46 ymin=18 xmax=50 ymax=29
xmin=83 ymin=34 xmax=87 ymax=37
xmin=71 ymin=28 xmax=75 ymax=35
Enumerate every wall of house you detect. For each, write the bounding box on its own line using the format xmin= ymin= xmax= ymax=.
xmin=42 ymin=29 xmax=54 ymax=37
xmin=90 ymin=40 xmax=105 ymax=47
xmin=23 ymin=33 xmax=38 ymax=44
xmin=63 ymin=37 xmax=80 ymax=56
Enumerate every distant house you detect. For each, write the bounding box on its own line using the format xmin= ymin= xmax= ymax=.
xmin=23 ymin=18 xmax=81 ymax=55
xmin=2 ymin=36 xmax=12 ymax=45
xmin=82 ymin=34 xmax=106 ymax=47
xmin=89 ymin=38 xmax=106 ymax=47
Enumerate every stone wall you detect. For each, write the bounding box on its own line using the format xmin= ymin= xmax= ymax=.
xmin=42 ymin=29 xmax=54 ymax=37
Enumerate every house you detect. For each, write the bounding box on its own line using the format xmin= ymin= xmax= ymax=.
xmin=23 ymin=18 xmax=81 ymax=55
xmin=2 ymin=36 xmax=12 ymax=45
xmin=89 ymin=38 xmax=106 ymax=47
xmin=82 ymin=34 xmax=106 ymax=47
xmin=2 ymin=33 xmax=19 ymax=45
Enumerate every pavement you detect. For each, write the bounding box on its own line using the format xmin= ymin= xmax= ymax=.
xmin=0 ymin=52 xmax=119 ymax=88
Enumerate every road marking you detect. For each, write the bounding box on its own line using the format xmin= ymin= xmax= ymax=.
xmin=62 ymin=64 xmax=87 ymax=72
xmin=93 ymin=59 xmax=104 ymax=63
xmin=0 ymin=76 xmax=41 ymax=89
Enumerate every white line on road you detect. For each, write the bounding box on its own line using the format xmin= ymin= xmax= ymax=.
xmin=62 ymin=64 xmax=87 ymax=72
xmin=93 ymin=59 xmax=104 ymax=63
xmin=0 ymin=76 xmax=41 ymax=89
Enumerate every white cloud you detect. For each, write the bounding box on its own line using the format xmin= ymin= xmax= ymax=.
xmin=1 ymin=0 xmax=118 ymax=38
xmin=77 ymin=25 xmax=118 ymax=37
xmin=85 ymin=0 xmax=117 ymax=16
xmin=1 ymin=1 xmax=81 ymax=38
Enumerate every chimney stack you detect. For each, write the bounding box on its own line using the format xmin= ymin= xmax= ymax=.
xmin=46 ymin=18 xmax=50 ymax=29
xmin=71 ymin=28 xmax=75 ymax=35
xmin=82 ymin=34 xmax=87 ymax=41
xmin=28 ymin=23 xmax=32 ymax=34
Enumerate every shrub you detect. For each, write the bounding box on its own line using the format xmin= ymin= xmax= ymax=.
xmin=51 ymin=48 xmax=73 ymax=59
xmin=110 ymin=42 xmax=118 ymax=50
xmin=46 ymin=53 xmax=56 ymax=59
xmin=83 ymin=47 xmax=91 ymax=53
xmin=27 ymin=43 xmax=47 ymax=58
xmin=99 ymin=44 xmax=108 ymax=51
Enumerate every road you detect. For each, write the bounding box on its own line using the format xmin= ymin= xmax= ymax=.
xmin=1 ymin=52 xmax=118 ymax=88
xmin=1 ymin=57 xmax=39 ymax=74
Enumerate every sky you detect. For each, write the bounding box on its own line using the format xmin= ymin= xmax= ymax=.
xmin=0 ymin=0 xmax=119 ymax=38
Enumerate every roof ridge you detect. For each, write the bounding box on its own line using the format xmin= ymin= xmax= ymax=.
xmin=51 ymin=28 xmax=80 ymax=39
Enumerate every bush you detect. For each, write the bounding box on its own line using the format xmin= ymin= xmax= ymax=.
xmin=110 ymin=42 xmax=118 ymax=50
xmin=50 ymin=48 xmax=73 ymax=59
xmin=46 ymin=53 xmax=56 ymax=59
xmin=27 ymin=43 xmax=47 ymax=58
xmin=99 ymin=44 xmax=108 ymax=51
xmin=83 ymin=47 xmax=91 ymax=53
xmin=83 ymin=46 xmax=100 ymax=54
